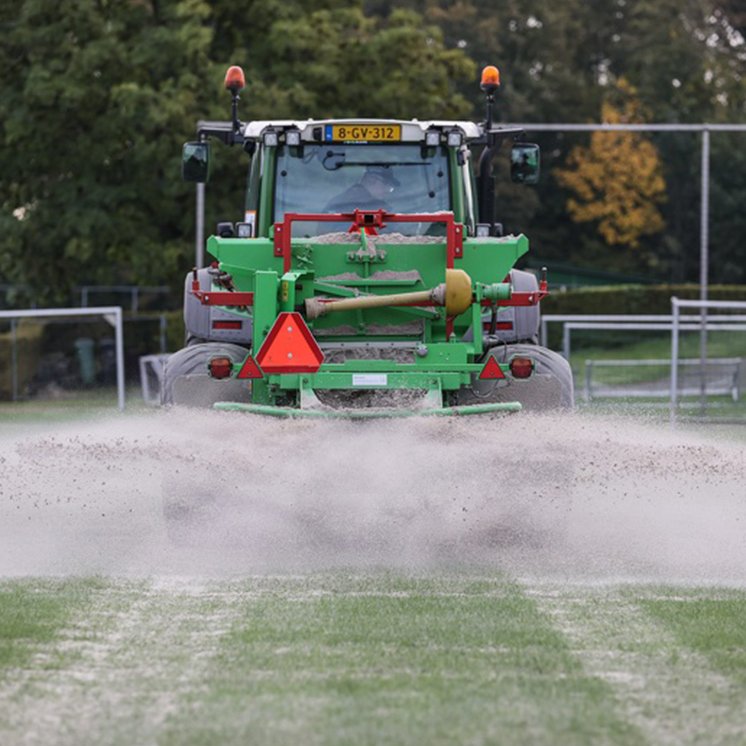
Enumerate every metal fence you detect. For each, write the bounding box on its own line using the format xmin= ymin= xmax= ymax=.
xmin=541 ymin=314 xmax=746 ymax=361
xmin=584 ymin=357 xmax=741 ymax=402
xmin=670 ymin=298 xmax=746 ymax=423
xmin=542 ymin=311 xmax=746 ymax=421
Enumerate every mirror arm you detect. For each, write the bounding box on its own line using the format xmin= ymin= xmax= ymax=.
xmin=475 ymin=128 xmax=528 ymax=229
xmin=196 ymin=119 xmax=245 ymax=147
xmin=473 ymin=127 xmax=526 ymax=146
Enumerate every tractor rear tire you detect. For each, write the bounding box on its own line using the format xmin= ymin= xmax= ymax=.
xmin=458 ymin=344 xmax=574 ymax=411
xmin=160 ymin=342 xmax=250 ymax=407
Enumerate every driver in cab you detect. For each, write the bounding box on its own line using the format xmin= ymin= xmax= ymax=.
xmin=325 ymin=166 xmax=400 ymax=213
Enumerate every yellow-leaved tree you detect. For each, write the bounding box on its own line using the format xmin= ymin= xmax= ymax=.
xmin=555 ymin=81 xmax=667 ymax=249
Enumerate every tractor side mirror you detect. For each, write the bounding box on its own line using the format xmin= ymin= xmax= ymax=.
xmin=510 ymin=143 xmax=540 ymax=185
xmin=182 ymin=141 xmax=211 ymax=183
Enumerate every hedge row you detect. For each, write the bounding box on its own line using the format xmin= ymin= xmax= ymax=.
xmin=541 ymin=284 xmax=746 ymax=317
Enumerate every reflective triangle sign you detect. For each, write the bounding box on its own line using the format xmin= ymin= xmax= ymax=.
xmin=255 ymin=312 xmax=324 ymax=374
xmin=479 ymin=356 xmax=506 ymax=380
xmin=237 ymin=354 xmax=263 ymax=379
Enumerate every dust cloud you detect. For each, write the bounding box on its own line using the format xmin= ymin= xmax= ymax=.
xmin=0 ymin=409 xmax=743 ymax=584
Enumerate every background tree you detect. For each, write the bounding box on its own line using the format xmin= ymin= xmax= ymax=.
xmin=0 ymin=0 xmax=474 ymax=305
xmin=555 ymin=82 xmax=667 ymax=270
xmin=0 ymin=0 xmax=217 ymax=304
xmin=0 ymin=0 xmax=744 ymax=305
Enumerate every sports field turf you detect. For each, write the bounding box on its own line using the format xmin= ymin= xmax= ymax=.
xmin=1 ymin=576 xmax=745 ymax=745
xmin=0 ymin=410 xmax=743 ymax=744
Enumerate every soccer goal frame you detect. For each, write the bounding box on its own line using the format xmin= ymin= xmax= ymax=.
xmin=0 ymin=306 xmax=125 ymax=411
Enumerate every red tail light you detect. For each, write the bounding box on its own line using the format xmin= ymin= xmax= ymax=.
xmin=212 ymin=320 xmax=242 ymax=330
xmin=509 ymin=356 xmax=534 ymax=379
xmin=208 ymin=356 xmax=233 ymax=379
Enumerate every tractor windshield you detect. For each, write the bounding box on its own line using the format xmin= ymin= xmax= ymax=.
xmin=274 ymin=143 xmax=450 ymax=236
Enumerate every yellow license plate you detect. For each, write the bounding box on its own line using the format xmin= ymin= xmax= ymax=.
xmin=325 ymin=124 xmax=401 ymax=143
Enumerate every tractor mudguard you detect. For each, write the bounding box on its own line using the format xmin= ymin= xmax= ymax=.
xmin=183 ymin=268 xmax=253 ymax=346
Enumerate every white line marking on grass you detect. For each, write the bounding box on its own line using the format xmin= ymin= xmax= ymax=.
xmin=527 ymin=585 xmax=746 ymax=746
xmin=0 ymin=579 xmax=246 ymax=746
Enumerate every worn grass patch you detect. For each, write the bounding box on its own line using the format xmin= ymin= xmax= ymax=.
xmin=159 ymin=574 xmax=640 ymax=746
xmin=0 ymin=578 xmax=104 ymax=670
xmin=641 ymin=591 xmax=746 ymax=685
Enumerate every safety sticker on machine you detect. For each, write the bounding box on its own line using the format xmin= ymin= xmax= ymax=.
xmin=352 ymin=374 xmax=388 ymax=387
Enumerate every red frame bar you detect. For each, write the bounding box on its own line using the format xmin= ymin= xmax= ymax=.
xmin=191 ymin=280 xmax=254 ymax=307
xmin=274 ymin=210 xmax=463 ymax=273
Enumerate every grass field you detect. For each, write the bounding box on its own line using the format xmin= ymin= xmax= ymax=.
xmin=0 ymin=409 xmax=744 ymax=745
xmin=1 ymin=576 xmax=745 ymax=745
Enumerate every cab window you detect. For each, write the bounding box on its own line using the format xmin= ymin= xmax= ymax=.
xmin=274 ymin=143 xmax=450 ymax=236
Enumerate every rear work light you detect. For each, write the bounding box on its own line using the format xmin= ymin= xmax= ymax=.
xmin=509 ymin=356 xmax=534 ymax=379
xmin=447 ymin=129 xmax=463 ymax=147
xmin=208 ymin=356 xmax=234 ymax=379
xmin=236 ymin=222 xmax=253 ymax=238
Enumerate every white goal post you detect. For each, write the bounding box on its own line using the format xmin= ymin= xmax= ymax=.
xmin=0 ymin=306 xmax=125 ymax=411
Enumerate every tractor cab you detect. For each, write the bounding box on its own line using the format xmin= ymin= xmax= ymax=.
xmin=182 ymin=65 xmax=539 ymax=243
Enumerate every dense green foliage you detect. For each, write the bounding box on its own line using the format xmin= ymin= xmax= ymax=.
xmin=0 ymin=0 xmax=744 ymax=304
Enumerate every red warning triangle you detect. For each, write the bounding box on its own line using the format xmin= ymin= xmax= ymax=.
xmin=236 ymin=354 xmax=263 ymax=379
xmin=479 ymin=356 xmax=506 ymax=380
xmin=255 ymin=312 xmax=324 ymax=374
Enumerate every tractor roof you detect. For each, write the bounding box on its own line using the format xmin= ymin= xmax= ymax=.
xmin=242 ymin=119 xmax=484 ymax=143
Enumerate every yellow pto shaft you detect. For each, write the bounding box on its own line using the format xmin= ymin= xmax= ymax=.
xmin=305 ymin=269 xmax=473 ymax=320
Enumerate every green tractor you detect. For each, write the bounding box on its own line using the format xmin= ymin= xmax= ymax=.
xmin=162 ymin=64 xmax=573 ymax=417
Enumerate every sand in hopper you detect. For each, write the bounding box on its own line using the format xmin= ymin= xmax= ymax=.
xmin=0 ymin=409 xmax=743 ymax=583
